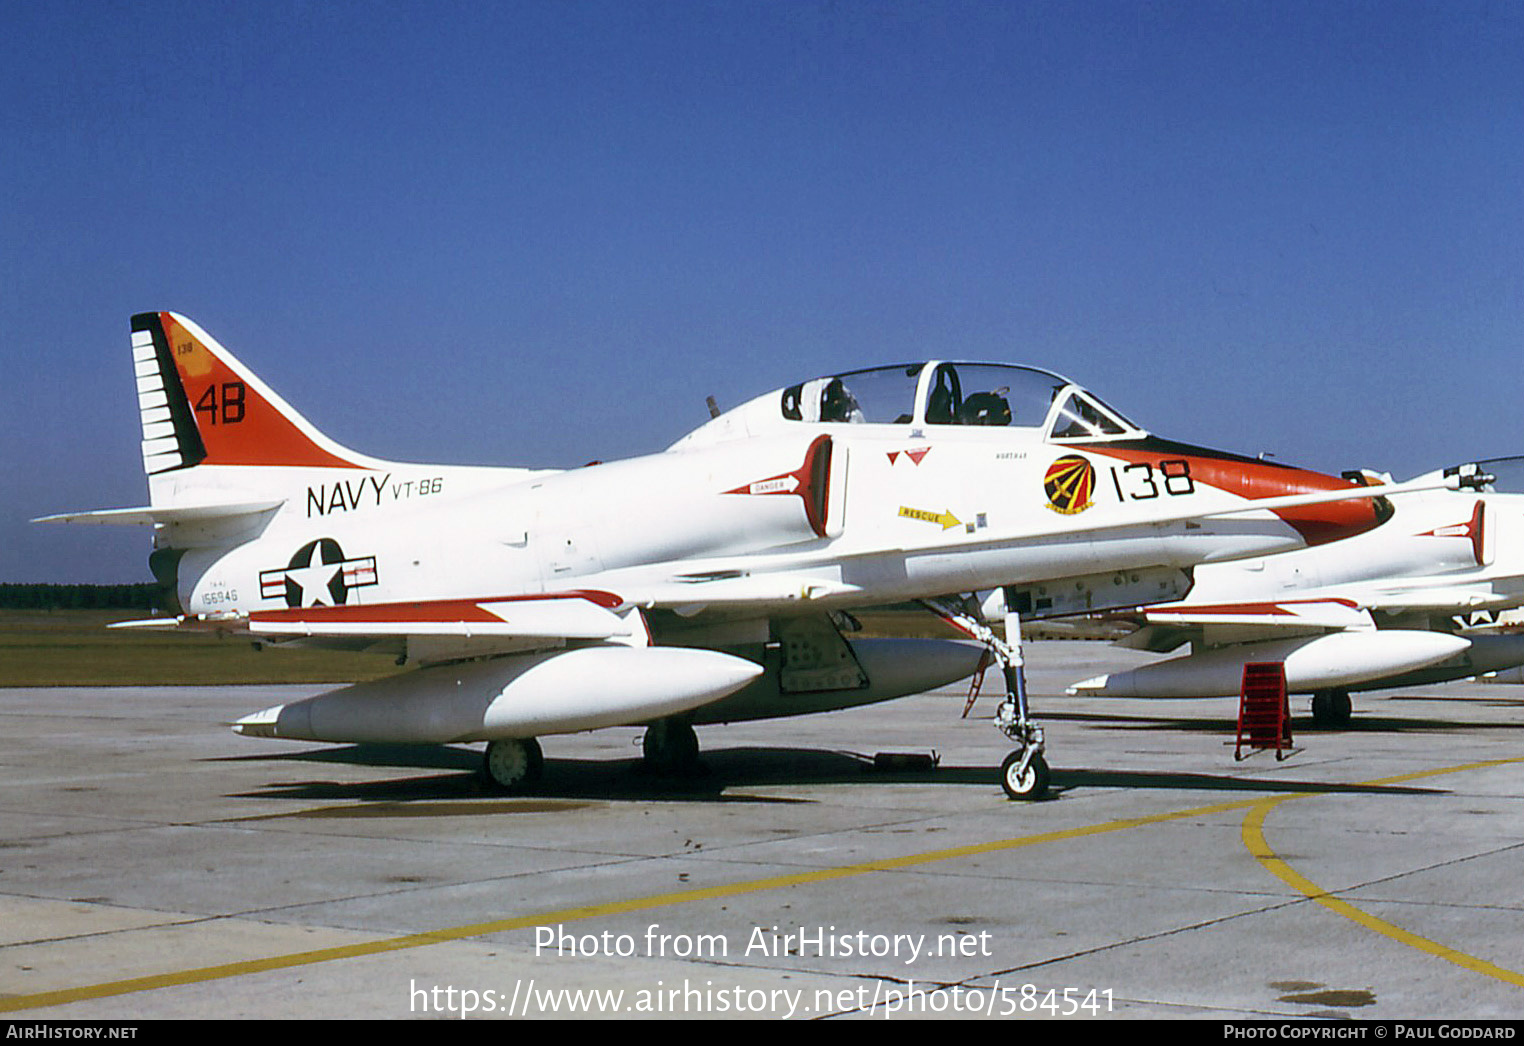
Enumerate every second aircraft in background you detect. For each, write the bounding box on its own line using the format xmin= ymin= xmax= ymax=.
xmin=1063 ymin=458 xmax=1524 ymax=722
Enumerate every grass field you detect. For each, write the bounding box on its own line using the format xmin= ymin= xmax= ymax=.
xmin=0 ymin=609 xmax=396 ymax=686
xmin=0 ymin=607 xmax=1060 ymax=687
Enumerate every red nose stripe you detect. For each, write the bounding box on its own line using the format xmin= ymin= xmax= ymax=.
xmin=1093 ymin=442 xmax=1385 ymax=546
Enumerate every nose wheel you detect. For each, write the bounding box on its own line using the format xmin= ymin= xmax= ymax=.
xmin=995 ymin=695 xmax=1049 ymax=801
xmin=1001 ymin=749 xmax=1051 ymax=801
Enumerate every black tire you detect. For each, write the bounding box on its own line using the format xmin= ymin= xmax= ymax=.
xmin=1311 ymin=689 xmax=1352 ymax=727
xmin=1001 ymin=750 xmax=1050 ymax=800
xmin=642 ymin=719 xmax=700 ymax=773
xmin=483 ymin=737 xmax=544 ymax=791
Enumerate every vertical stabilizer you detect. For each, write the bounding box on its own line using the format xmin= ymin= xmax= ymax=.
xmin=131 ymin=312 xmax=370 ymax=474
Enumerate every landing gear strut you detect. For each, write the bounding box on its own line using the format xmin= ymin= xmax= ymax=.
xmin=483 ymin=737 xmax=544 ymax=791
xmin=924 ymin=591 xmax=1049 ymax=800
xmin=993 ymin=639 xmax=1049 ymax=800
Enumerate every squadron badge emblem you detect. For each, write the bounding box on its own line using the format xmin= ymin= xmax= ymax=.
xmin=1043 ymin=455 xmax=1095 ymax=514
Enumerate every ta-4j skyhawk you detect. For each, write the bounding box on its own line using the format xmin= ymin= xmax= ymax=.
xmin=1062 ymin=458 xmax=1524 ymax=724
xmin=41 ymin=312 xmax=1432 ymax=799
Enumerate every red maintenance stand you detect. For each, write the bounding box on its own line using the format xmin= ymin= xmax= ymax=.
xmin=1236 ymin=661 xmax=1293 ymax=760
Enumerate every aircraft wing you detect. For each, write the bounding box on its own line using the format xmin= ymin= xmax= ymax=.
xmin=1112 ymin=577 xmax=1524 ymax=653
xmin=1352 ymin=579 xmax=1524 ymax=616
xmin=1134 ymin=598 xmax=1372 ymax=631
xmin=1071 ymin=573 xmax=1524 ymax=700
xmin=243 ymin=591 xmax=630 ymax=639
xmin=114 ymin=591 xmax=650 ymax=665
xmin=1119 ymin=573 xmax=1524 ymax=652
xmin=1069 ymin=585 xmax=1480 ymax=698
xmin=1116 ymin=597 xmax=1374 ymax=652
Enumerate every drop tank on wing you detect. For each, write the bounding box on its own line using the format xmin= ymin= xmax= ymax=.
xmin=234 ymin=645 xmax=765 ymax=743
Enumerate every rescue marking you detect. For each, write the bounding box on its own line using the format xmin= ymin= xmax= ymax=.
xmin=898 ymin=506 xmax=962 ymax=530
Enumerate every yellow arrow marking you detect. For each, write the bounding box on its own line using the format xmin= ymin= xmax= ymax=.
xmin=898 ymin=506 xmax=962 ymax=530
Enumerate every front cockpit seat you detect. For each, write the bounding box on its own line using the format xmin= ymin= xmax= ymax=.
xmin=957 ymin=391 xmax=1011 ymax=426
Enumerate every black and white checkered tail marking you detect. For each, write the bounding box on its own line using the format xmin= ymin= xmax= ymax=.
xmin=130 ymin=312 xmax=205 ymax=475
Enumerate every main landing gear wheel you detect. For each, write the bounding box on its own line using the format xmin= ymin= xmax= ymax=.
xmin=642 ymin=718 xmax=702 ymax=775
xmin=1310 ymin=689 xmax=1352 ymax=727
xmin=483 ymin=737 xmax=544 ymax=792
xmin=1001 ymin=750 xmax=1050 ymax=801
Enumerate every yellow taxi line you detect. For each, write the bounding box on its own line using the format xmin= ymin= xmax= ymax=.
xmin=2 ymin=795 xmax=1258 ymax=1013
xmin=8 ymin=755 xmax=1520 ymax=1013
xmin=1240 ymin=757 xmax=1524 ymax=987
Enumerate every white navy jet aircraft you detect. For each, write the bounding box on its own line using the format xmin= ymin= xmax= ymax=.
xmin=41 ymin=313 xmax=1422 ymax=798
xmin=1064 ymin=459 xmax=1524 ymax=724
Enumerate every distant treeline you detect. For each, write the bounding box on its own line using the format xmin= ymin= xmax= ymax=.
xmin=0 ymin=583 xmax=161 ymax=610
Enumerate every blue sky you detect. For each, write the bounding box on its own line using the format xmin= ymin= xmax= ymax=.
xmin=4 ymin=1 xmax=1522 ymax=582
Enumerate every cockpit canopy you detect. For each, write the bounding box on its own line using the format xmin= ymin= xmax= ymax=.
xmin=674 ymin=361 xmax=1145 ymax=448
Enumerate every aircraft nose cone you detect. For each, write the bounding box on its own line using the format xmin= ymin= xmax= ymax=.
xmin=1204 ymin=457 xmax=1391 ymax=547
xmin=1121 ymin=441 xmax=1390 ymax=548
xmin=1273 ymin=483 xmax=1391 ymax=547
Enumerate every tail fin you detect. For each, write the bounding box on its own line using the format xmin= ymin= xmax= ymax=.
xmin=131 ymin=312 xmax=369 ymax=474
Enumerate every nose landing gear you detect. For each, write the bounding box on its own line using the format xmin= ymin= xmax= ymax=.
xmin=923 ymin=591 xmax=1049 ymax=801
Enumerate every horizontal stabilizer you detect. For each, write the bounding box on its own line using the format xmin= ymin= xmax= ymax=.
xmin=34 ymin=500 xmax=285 ymax=526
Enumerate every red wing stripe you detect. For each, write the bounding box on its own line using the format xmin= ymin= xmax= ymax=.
xmin=250 ymin=589 xmax=624 ymax=625
xmin=1150 ymin=599 xmax=1361 ymax=617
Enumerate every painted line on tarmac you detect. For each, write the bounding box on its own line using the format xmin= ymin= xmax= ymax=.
xmin=2 ymin=794 xmax=1261 ymax=1013
xmin=9 ymin=756 xmax=1519 ymax=1013
xmin=1241 ymin=756 xmax=1524 ymax=988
